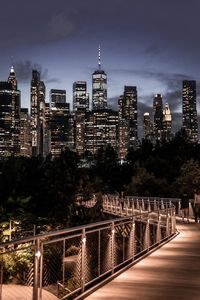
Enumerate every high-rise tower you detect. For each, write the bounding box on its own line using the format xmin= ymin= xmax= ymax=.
xmin=50 ymin=89 xmax=66 ymax=107
xmin=163 ymin=103 xmax=172 ymax=140
xmin=73 ymin=81 xmax=89 ymax=112
xmin=73 ymin=81 xmax=89 ymax=155
xmin=143 ymin=112 xmax=153 ymax=138
xmin=50 ymin=89 xmax=72 ymax=157
xmin=120 ymin=86 xmax=138 ymax=147
xmin=8 ymin=65 xmax=17 ymax=90
xmin=92 ymin=46 xmax=107 ymax=110
xmin=153 ymin=94 xmax=163 ymax=140
xmin=0 ymin=67 xmax=20 ymax=157
xmin=30 ymin=70 xmax=46 ymax=156
xmin=182 ymin=80 xmax=198 ymax=142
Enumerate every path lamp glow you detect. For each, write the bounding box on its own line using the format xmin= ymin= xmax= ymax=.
xmin=33 ymin=239 xmax=41 ymax=300
xmin=81 ymin=229 xmax=86 ymax=293
xmin=111 ymin=223 xmax=115 ymax=274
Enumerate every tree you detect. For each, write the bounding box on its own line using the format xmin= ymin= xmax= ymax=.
xmin=124 ymin=167 xmax=168 ymax=197
xmin=173 ymin=160 xmax=200 ymax=198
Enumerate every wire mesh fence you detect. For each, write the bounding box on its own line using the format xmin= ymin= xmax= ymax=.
xmin=0 ymin=197 xmax=176 ymax=300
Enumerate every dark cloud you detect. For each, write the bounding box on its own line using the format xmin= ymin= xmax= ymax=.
xmin=163 ymin=90 xmax=182 ymax=112
xmin=15 ymin=60 xmax=59 ymax=84
xmin=47 ymin=14 xmax=75 ymax=40
xmin=108 ymin=96 xmax=119 ymax=110
xmin=110 ymin=67 xmax=195 ymax=112
xmin=144 ymin=44 xmax=164 ymax=56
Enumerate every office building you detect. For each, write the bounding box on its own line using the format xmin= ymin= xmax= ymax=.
xmin=85 ymin=110 xmax=118 ymax=155
xmin=163 ymin=103 xmax=172 ymax=140
xmin=143 ymin=112 xmax=153 ymax=139
xmin=73 ymin=81 xmax=89 ymax=155
xmin=50 ymin=91 xmax=72 ymax=157
xmin=30 ymin=70 xmax=46 ymax=157
xmin=50 ymin=89 xmax=66 ymax=108
xmin=0 ymin=67 xmax=20 ymax=157
xmin=73 ymin=81 xmax=89 ymax=112
xmin=182 ymin=80 xmax=198 ymax=142
xmin=153 ymin=94 xmax=163 ymax=140
xmin=118 ymin=86 xmax=138 ymax=148
xmin=20 ymin=108 xmax=31 ymax=157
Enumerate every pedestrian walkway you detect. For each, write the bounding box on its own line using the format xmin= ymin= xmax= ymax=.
xmin=1 ymin=285 xmax=57 ymax=300
xmin=86 ymin=221 xmax=200 ymax=300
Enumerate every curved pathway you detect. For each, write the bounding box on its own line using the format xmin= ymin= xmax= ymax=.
xmin=86 ymin=221 xmax=200 ymax=300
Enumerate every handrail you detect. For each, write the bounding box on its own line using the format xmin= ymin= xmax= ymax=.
xmin=0 ymin=196 xmax=177 ymax=300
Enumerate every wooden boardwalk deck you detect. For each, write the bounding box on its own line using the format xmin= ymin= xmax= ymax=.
xmin=86 ymin=221 xmax=200 ymax=300
xmin=1 ymin=285 xmax=57 ymax=300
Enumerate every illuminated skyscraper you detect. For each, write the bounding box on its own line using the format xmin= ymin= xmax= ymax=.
xmin=143 ymin=112 xmax=153 ymax=138
xmin=85 ymin=110 xmax=118 ymax=154
xmin=92 ymin=46 xmax=107 ymax=110
xmin=118 ymin=95 xmax=129 ymax=160
xmin=8 ymin=65 xmax=17 ymax=90
xmin=50 ymin=89 xmax=66 ymax=107
xmin=73 ymin=81 xmax=89 ymax=155
xmin=50 ymin=90 xmax=72 ymax=157
xmin=119 ymin=86 xmax=138 ymax=148
xmin=30 ymin=70 xmax=46 ymax=157
xmin=182 ymin=80 xmax=198 ymax=142
xmin=153 ymin=94 xmax=163 ymax=140
xmin=163 ymin=103 xmax=172 ymax=140
xmin=0 ymin=67 xmax=20 ymax=157
xmin=20 ymin=108 xmax=31 ymax=157
xmin=73 ymin=81 xmax=89 ymax=112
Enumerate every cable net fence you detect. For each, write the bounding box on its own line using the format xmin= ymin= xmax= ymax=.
xmin=0 ymin=197 xmax=176 ymax=300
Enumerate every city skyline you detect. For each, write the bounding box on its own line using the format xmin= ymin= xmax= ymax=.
xmin=1 ymin=0 xmax=200 ymax=128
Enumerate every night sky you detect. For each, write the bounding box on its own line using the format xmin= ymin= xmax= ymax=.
xmin=1 ymin=0 xmax=200 ymax=133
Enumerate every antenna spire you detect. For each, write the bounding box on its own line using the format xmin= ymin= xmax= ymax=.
xmin=98 ymin=45 xmax=101 ymax=70
xmin=10 ymin=56 xmax=15 ymax=73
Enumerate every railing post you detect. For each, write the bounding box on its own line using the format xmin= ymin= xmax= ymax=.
xmin=141 ymin=199 xmax=145 ymax=211
xmin=33 ymin=238 xmax=41 ymax=300
xmin=172 ymin=208 xmax=176 ymax=234
xmin=132 ymin=218 xmax=135 ymax=259
xmin=98 ymin=230 xmax=101 ymax=277
xmin=156 ymin=212 xmax=161 ymax=244
xmin=136 ymin=198 xmax=139 ymax=210
xmin=148 ymin=199 xmax=151 ymax=212
xmin=154 ymin=199 xmax=158 ymax=211
xmin=166 ymin=211 xmax=169 ymax=237
xmin=178 ymin=199 xmax=181 ymax=216
xmin=0 ymin=257 xmax=3 ymax=300
xmin=39 ymin=244 xmax=44 ymax=300
xmin=161 ymin=199 xmax=164 ymax=210
xmin=144 ymin=216 xmax=150 ymax=250
xmin=111 ymin=222 xmax=115 ymax=274
xmin=189 ymin=200 xmax=193 ymax=218
xmin=81 ymin=228 xmax=86 ymax=293
xmin=126 ymin=199 xmax=128 ymax=215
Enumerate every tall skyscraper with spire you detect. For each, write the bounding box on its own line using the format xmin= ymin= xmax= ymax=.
xmin=0 ymin=66 xmax=21 ymax=157
xmin=163 ymin=103 xmax=172 ymax=140
xmin=92 ymin=45 xmax=107 ymax=110
xmin=182 ymin=80 xmax=198 ymax=142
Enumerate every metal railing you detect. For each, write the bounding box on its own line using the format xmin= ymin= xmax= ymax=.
xmin=0 ymin=196 xmax=177 ymax=300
